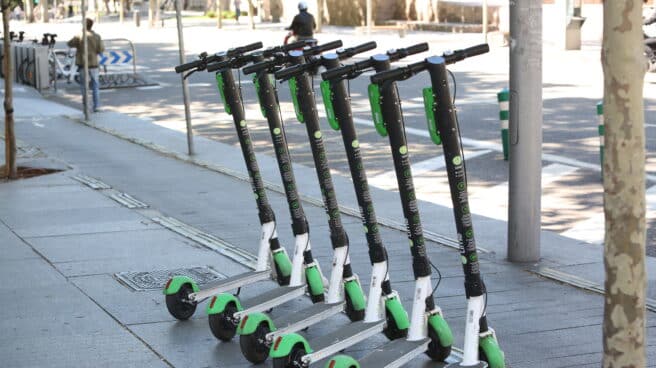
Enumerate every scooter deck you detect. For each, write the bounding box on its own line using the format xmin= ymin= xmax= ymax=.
xmin=191 ymin=270 xmax=271 ymax=302
xmin=266 ymin=301 xmax=344 ymax=341
xmin=234 ymin=284 xmax=307 ymax=318
xmin=357 ymin=338 xmax=430 ymax=368
xmin=303 ymin=320 xmax=386 ymax=365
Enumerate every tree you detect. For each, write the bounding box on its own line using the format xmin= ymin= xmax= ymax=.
xmin=2 ymin=0 xmax=17 ymax=179
xmin=601 ymin=1 xmax=647 ymax=367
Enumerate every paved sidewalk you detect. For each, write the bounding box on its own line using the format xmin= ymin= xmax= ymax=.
xmin=1 ymin=76 xmax=655 ymax=368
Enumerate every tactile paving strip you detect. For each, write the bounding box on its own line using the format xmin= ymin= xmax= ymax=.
xmin=115 ymin=266 xmax=226 ymax=291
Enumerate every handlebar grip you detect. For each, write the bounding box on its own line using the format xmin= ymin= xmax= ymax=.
xmin=175 ymin=59 xmax=203 ymax=73
xmin=230 ymin=41 xmax=263 ymax=56
xmin=444 ymin=43 xmax=489 ymax=64
xmin=348 ymin=41 xmax=377 ymax=56
xmin=242 ymin=59 xmax=276 ymax=75
xmin=283 ymin=39 xmax=309 ymax=51
xmin=313 ymin=40 xmax=343 ymax=54
xmin=206 ymin=61 xmax=227 ymax=73
xmin=370 ymin=67 xmax=405 ymax=84
xmin=321 ymin=63 xmax=355 ymax=81
xmin=274 ymin=64 xmax=304 ymax=80
xmin=405 ymin=42 xmax=429 ymax=56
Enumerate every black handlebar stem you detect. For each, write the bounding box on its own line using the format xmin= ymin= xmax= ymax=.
xmin=321 ymin=42 xmax=428 ymax=82
xmin=275 ymin=41 xmax=374 ymax=82
xmin=370 ymin=43 xmax=490 ymax=85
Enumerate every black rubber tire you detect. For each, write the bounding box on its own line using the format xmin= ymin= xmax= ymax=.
xmin=344 ymin=290 xmax=365 ymax=322
xmin=382 ymin=308 xmax=408 ymax=340
xmin=426 ymin=324 xmax=452 ymax=361
xmin=272 ymin=342 xmax=307 ymax=368
xmin=240 ymin=321 xmax=272 ymax=364
xmin=208 ymin=302 xmax=238 ymax=341
xmin=165 ymin=283 xmax=197 ymax=320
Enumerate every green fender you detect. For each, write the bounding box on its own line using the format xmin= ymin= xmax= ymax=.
xmin=215 ymin=73 xmax=231 ymax=115
xmin=385 ymin=295 xmax=410 ymax=330
xmin=344 ymin=279 xmax=366 ymax=312
xmin=273 ymin=250 xmax=292 ymax=279
xmin=428 ymin=314 xmax=454 ymax=348
xmin=479 ymin=335 xmax=506 ymax=368
xmin=237 ymin=311 xmax=274 ymax=335
xmin=326 ymin=355 xmax=360 ymax=368
xmin=163 ymin=276 xmax=199 ymax=295
xmin=305 ymin=264 xmax=325 ymax=298
xmin=269 ymin=332 xmax=312 ymax=358
xmin=206 ymin=293 xmax=243 ymax=315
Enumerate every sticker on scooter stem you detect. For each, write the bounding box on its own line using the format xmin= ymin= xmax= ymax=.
xmin=289 ymin=77 xmax=304 ymax=123
xmin=215 ymin=73 xmax=231 ymax=115
xmin=368 ymin=84 xmax=388 ymax=137
xmin=320 ymin=80 xmax=340 ymax=130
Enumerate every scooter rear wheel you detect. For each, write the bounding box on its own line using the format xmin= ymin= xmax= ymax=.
xmin=240 ymin=321 xmax=272 ymax=363
xmin=165 ymin=283 xmax=197 ymax=320
xmin=208 ymin=302 xmax=238 ymax=341
xmin=272 ymin=342 xmax=306 ymax=368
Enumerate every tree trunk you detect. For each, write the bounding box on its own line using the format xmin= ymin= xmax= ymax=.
xmin=25 ymin=0 xmax=35 ymax=23
xmin=2 ymin=1 xmax=16 ymax=179
xmin=247 ymin=0 xmax=254 ymax=29
xmin=149 ymin=0 xmax=156 ymax=26
xmin=316 ymin=0 xmax=323 ymax=32
xmin=601 ymin=1 xmax=647 ymax=367
xmin=42 ymin=0 xmax=50 ymax=22
xmin=215 ymin=0 xmax=222 ymax=27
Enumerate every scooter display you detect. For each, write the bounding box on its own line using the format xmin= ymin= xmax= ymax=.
xmin=268 ymin=43 xmax=431 ymax=368
xmin=164 ymin=42 xmax=296 ymax=323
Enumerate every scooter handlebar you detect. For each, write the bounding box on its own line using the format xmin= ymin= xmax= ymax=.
xmin=389 ymin=42 xmax=429 ymax=61
xmin=228 ymin=41 xmax=263 ymax=57
xmin=175 ymin=59 xmax=204 ymax=73
xmin=262 ymin=40 xmax=310 ymax=57
xmin=309 ymin=40 xmax=343 ymax=54
xmin=273 ymin=63 xmax=304 ymax=81
xmin=337 ymin=41 xmax=377 ymax=60
xmin=242 ymin=57 xmax=282 ymax=75
xmin=443 ymin=43 xmax=489 ymax=64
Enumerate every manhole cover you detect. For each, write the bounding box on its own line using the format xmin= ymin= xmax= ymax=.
xmin=115 ymin=266 xmax=226 ymax=291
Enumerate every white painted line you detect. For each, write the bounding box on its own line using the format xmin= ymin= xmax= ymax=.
xmin=136 ymin=85 xmax=163 ymax=90
xmin=369 ymin=149 xmax=491 ymax=188
xmin=351 ymin=117 xmax=656 ymax=182
xmin=470 ymin=163 xmax=580 ymax=221
xmin=561 ymin=184 xmax=656 ymax=244
xmin=646 ymin=123 xmax=656 ymax=128
xmin=187 ymin=82 xmax=212 ymax=87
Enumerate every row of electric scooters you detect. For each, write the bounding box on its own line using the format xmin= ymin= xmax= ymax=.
xmin=164 ymin=39 xmax=505 ymax=368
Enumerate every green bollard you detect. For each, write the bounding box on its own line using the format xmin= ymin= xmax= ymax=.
xmin=597 ymin=102 xmax=604 ymax=176
xmin=497 ymin=88 xmax=510 ymax=161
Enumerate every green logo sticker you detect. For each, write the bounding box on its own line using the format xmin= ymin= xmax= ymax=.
xmin=240 ymin=120 xmax=247 ymax=127
xmin=457 ymin=182 xmax=466 ymax=191
xmin=469 ymin=254 xmax=478 ymax=262
xmin=363 ymin=226 xmax=368 ymax=233
xmin=352 ymin=140 xmax=359 ymax=148
xmin=461 ymin=256 xmax=467 ymax=264
xmin=399 ymin=145 xmax=408 ymax=155
xmin=465 ymin=229 xmax=473 ymax=238
xmin=452 ymin=156 xmax=462 ymax=165
xmin=273 ymin=127 xmax=281 ymax=135
xmin=314 ymin=131 xmax=322 ymax=139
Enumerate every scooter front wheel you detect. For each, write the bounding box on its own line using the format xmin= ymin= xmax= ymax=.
xmin=240 ymin=322 xmax=272 ymax=364
xmin=479 ymin=335 xmax=506 ymax=368
xmin=165 ymin=283 xmax=197 ymax=320
xmin=272 ymin=342 xmax=306 ymax=368
xmin=208 ymin=302 xmax=239 ymax=341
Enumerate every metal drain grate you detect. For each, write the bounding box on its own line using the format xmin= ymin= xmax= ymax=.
xmin=153 ymin=216 xmax=258 ymax=269
xmin=534 ymin=266 xmax=656 ymax=313
xmin=115 ymin=266 xmax=226 ymax=291
xmin=71 ymin=174 xmax=112 ymax=190
xmin=109 ymin=192 xmax=149 ymax=209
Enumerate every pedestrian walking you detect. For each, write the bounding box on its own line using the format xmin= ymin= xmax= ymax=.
xmin=234 ymin=0 xmax=240 ymax=23
xmin=67 ymin=18 xmax=105 ymax=112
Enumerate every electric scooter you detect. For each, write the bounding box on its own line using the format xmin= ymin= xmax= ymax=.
xmin=204 ymin=41 xmax=369 ymax=363
xmin=268 ymin=43 xmax=431 ymax=368
xmin=202 ymin=41 xmax=358 ymax=347
xmin=165 ymin=42 xmax=299 ymax=323
xmin=324 ymin=49 xmax=459 ymax=368
xmin=329 ymin=45 xmax=506 ymax=368
xmin=231 ymin=41 xmax=377 ymax=365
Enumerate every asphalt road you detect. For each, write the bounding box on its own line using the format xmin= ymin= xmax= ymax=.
xmin=34 ymin=17 xmax=656 ymax=254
